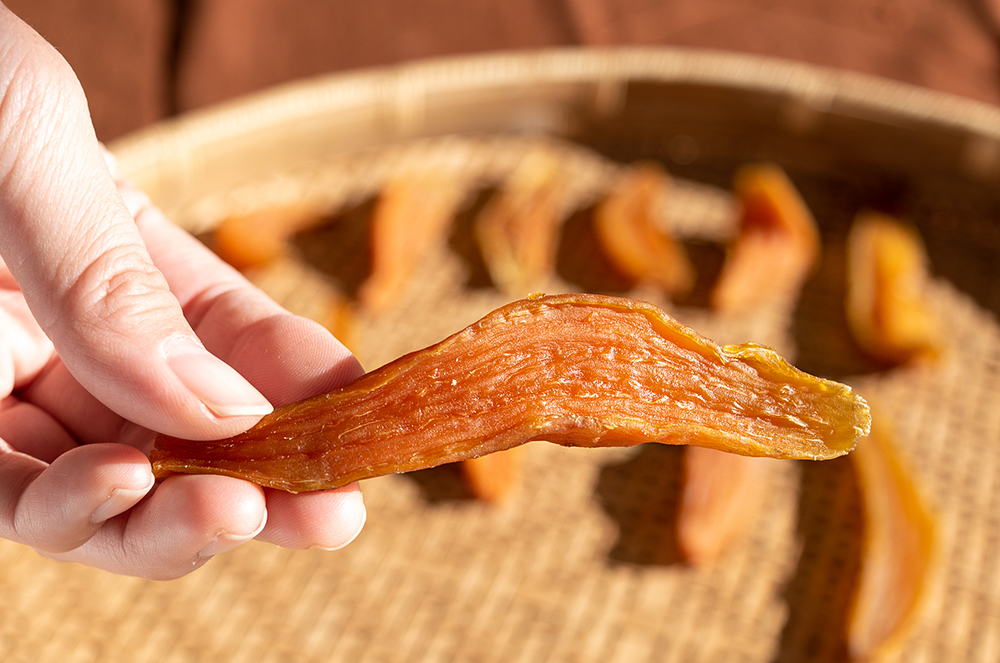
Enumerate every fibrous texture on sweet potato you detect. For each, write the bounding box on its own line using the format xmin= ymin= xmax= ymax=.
xmin=151 ymin=294 xmax=870 ymax=493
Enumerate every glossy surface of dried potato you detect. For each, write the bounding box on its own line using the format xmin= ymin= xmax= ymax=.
xmin=848 ymin=410 xmax=938 ymax=662
xmin=594 ymin=162 xmax=694 ymax=297
xmin=846 ymin=211 xmax=942 ymax=365
xmin=712 ymin=163 xmax=820 ymax=312
xmin=151 ymin=294 xmax=870 ymax=492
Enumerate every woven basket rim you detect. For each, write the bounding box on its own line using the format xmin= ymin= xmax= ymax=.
xmin=110 ymin=46 xmax=1000 ymax=173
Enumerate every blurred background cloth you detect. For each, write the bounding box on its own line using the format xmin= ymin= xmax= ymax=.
xmin=8 ymin=0 xmax=1000 ymax=141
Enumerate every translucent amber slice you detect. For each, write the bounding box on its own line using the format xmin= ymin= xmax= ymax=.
xmin=213 ymin=205 xmax=324 ymax=271
xmin=677 ymin=447 xmax=775 ymax=566
xmin=846 ymin=211 xmax=942 ymax=365
xmin=475 ymin=150 xmax=564 ymax=296
xmin=151 ymin=293 xmax=870 ymax=493
xmin=360 ymin=172 xmax=467 ymax=313
xmin=712 ymin=163 xmax=820 ymax=313
xmin=594 ymin=162 xmax=695 ymax=298
xmin=847 ymin=409 xmax=938 ymax=662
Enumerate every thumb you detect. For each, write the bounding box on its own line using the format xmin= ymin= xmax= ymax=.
xmin=0 ymin=7 xmax=272 ymax=439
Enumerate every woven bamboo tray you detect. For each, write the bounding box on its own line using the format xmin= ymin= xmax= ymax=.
xmin=3 ymin=48 xmax=999 ymax=662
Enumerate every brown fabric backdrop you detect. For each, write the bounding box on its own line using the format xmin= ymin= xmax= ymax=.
xmin=7 ymin=0 xmax=1000 ymax=141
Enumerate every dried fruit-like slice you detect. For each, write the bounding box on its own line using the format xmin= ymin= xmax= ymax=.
xmin=677 ymin=447 xmax=775 ymax=566
xmin=213 ymin=205 xmax=325 ymax=271
xmin=847 ymin=409 xmax=938 ymax=662
xmin=151 ymin=293 xmax=870 ymax=493
xmin=461 ymin=445 xmax=528 ymax=504
xmin=475 ymin=149 xmax=565 ymax=296
xmin=360 ymin=172 xmax=467 ymax=313
xmin=846 ymin=211 xmax=942 ymax=365
xmin=712 ymin=163 xmax=820 ymax=313
xmin=594 ymin=162 xmax=695 ymax=297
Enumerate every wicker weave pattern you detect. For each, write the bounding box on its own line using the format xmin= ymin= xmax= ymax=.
xmin=2 ymin=49 xmax=997 ymax=662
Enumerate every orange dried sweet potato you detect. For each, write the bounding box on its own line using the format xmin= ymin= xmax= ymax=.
xmin=213 ymin=205 xmax=325 ymax=271
xmin=847 ymin=408 xmax=938 ymax=662
xmin=475 ymin=150 xmax=564 ymax=296
xmin=712 ymin=163 xmax=821 ymax=313
xmin=360 ymin=172 xmax=467 ymax=313
xmin=846 ymin=211 xmax=942 ymax=365
xmin=150 ymin=293 xmax=870 ymax=493
xmin=460 ymin=445 xmax=528 ymax=504
xmin=677 ymin=447 xmax=775 ymax=566
xmin=594 ymin=162 xmax=695 ymax=298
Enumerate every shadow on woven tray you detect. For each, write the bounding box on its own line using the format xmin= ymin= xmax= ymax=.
xmin=448 ymin=188 xmax=499 ymax=290
xmin=771 ymin=457 xmax=863 ymax=663
xmin=593 ymin=444 xmax=686 ymax=566
xmin=909 ymin=176 xmax=1000 ymax=323
xmin=292 ymin=197 xmax=376 ymax=299
xmin=403 ymin=463 xmax=480 ymax=503
xmin=554 ymin=205 xmax=634 ymax=295
xmin=554 ymin=204 xmax=726 ymax=307
xmin=791 ymin=237 xmax=877 ymax=380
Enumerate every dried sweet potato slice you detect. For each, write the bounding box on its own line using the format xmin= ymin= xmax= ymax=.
xmin=847 ymin=408 xmax=938 ymax=662
xmin=677 ymin=447 xmax=775 ymax=566
xmin=151 ymin=293 xmax=870 ymax=493
xmin=213 ymin=205 xmax=325 ymax=271
xmin=594 ymin=162 xmax=695 ymax=298
xmin=846 ymin=211 xmax=942 ymax=365
xmin=712 ymin=163 xmax=821 ymax=313
xmin=360 ymin=172 xmax=467 ymax=313
xmin=460 ymin=445 xmax=528 ymax=504
xmin=475 ymin=149 xmax=565 ymax=296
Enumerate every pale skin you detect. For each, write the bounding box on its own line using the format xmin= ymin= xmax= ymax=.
xmin=0 ymin=4 xmax=366 ymax=578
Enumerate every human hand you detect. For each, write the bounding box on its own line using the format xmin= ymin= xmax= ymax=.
xmin=0 ymin=4 xmax=366 ymax=579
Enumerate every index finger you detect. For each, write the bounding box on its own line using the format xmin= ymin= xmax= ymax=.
xmin=0 ymin=6 xmax=273 ymax=440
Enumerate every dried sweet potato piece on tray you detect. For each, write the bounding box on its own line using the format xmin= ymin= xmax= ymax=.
xmin=360 ymin=172 xmax=467 ymax=313
xmin=151 ymin=293 xmax=870 ymax=493
xmin=846 ymin=211 xmax=942 ymax=365
xmin=712 ymin=163 xmax=821 ymax=313
xmin=475 ymin=150 xmax=564 ymax=296
xmin=594 ymin=162 xmax=695 ymax=298
xmin=461 ymin=445 xmax=528 ymax=504
xmin=677 ymin=447 xmax=775 ymax=566
xmin=213 ymin=205 xmax=325 ymax=271
xmin=847 ymin=408 xmax=938 ymax=662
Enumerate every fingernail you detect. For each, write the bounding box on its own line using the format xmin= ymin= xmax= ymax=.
xmin=90 ymin=473 xmax=155 ymax=524
xmin=198 ymin=517 xmax=268 ymax=559
xmin=165 ymin=337 xmax=273 ymax=418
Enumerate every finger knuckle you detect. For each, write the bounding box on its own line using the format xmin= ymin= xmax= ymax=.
xmin=64 ymin=241 xmax=174 ymax=336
